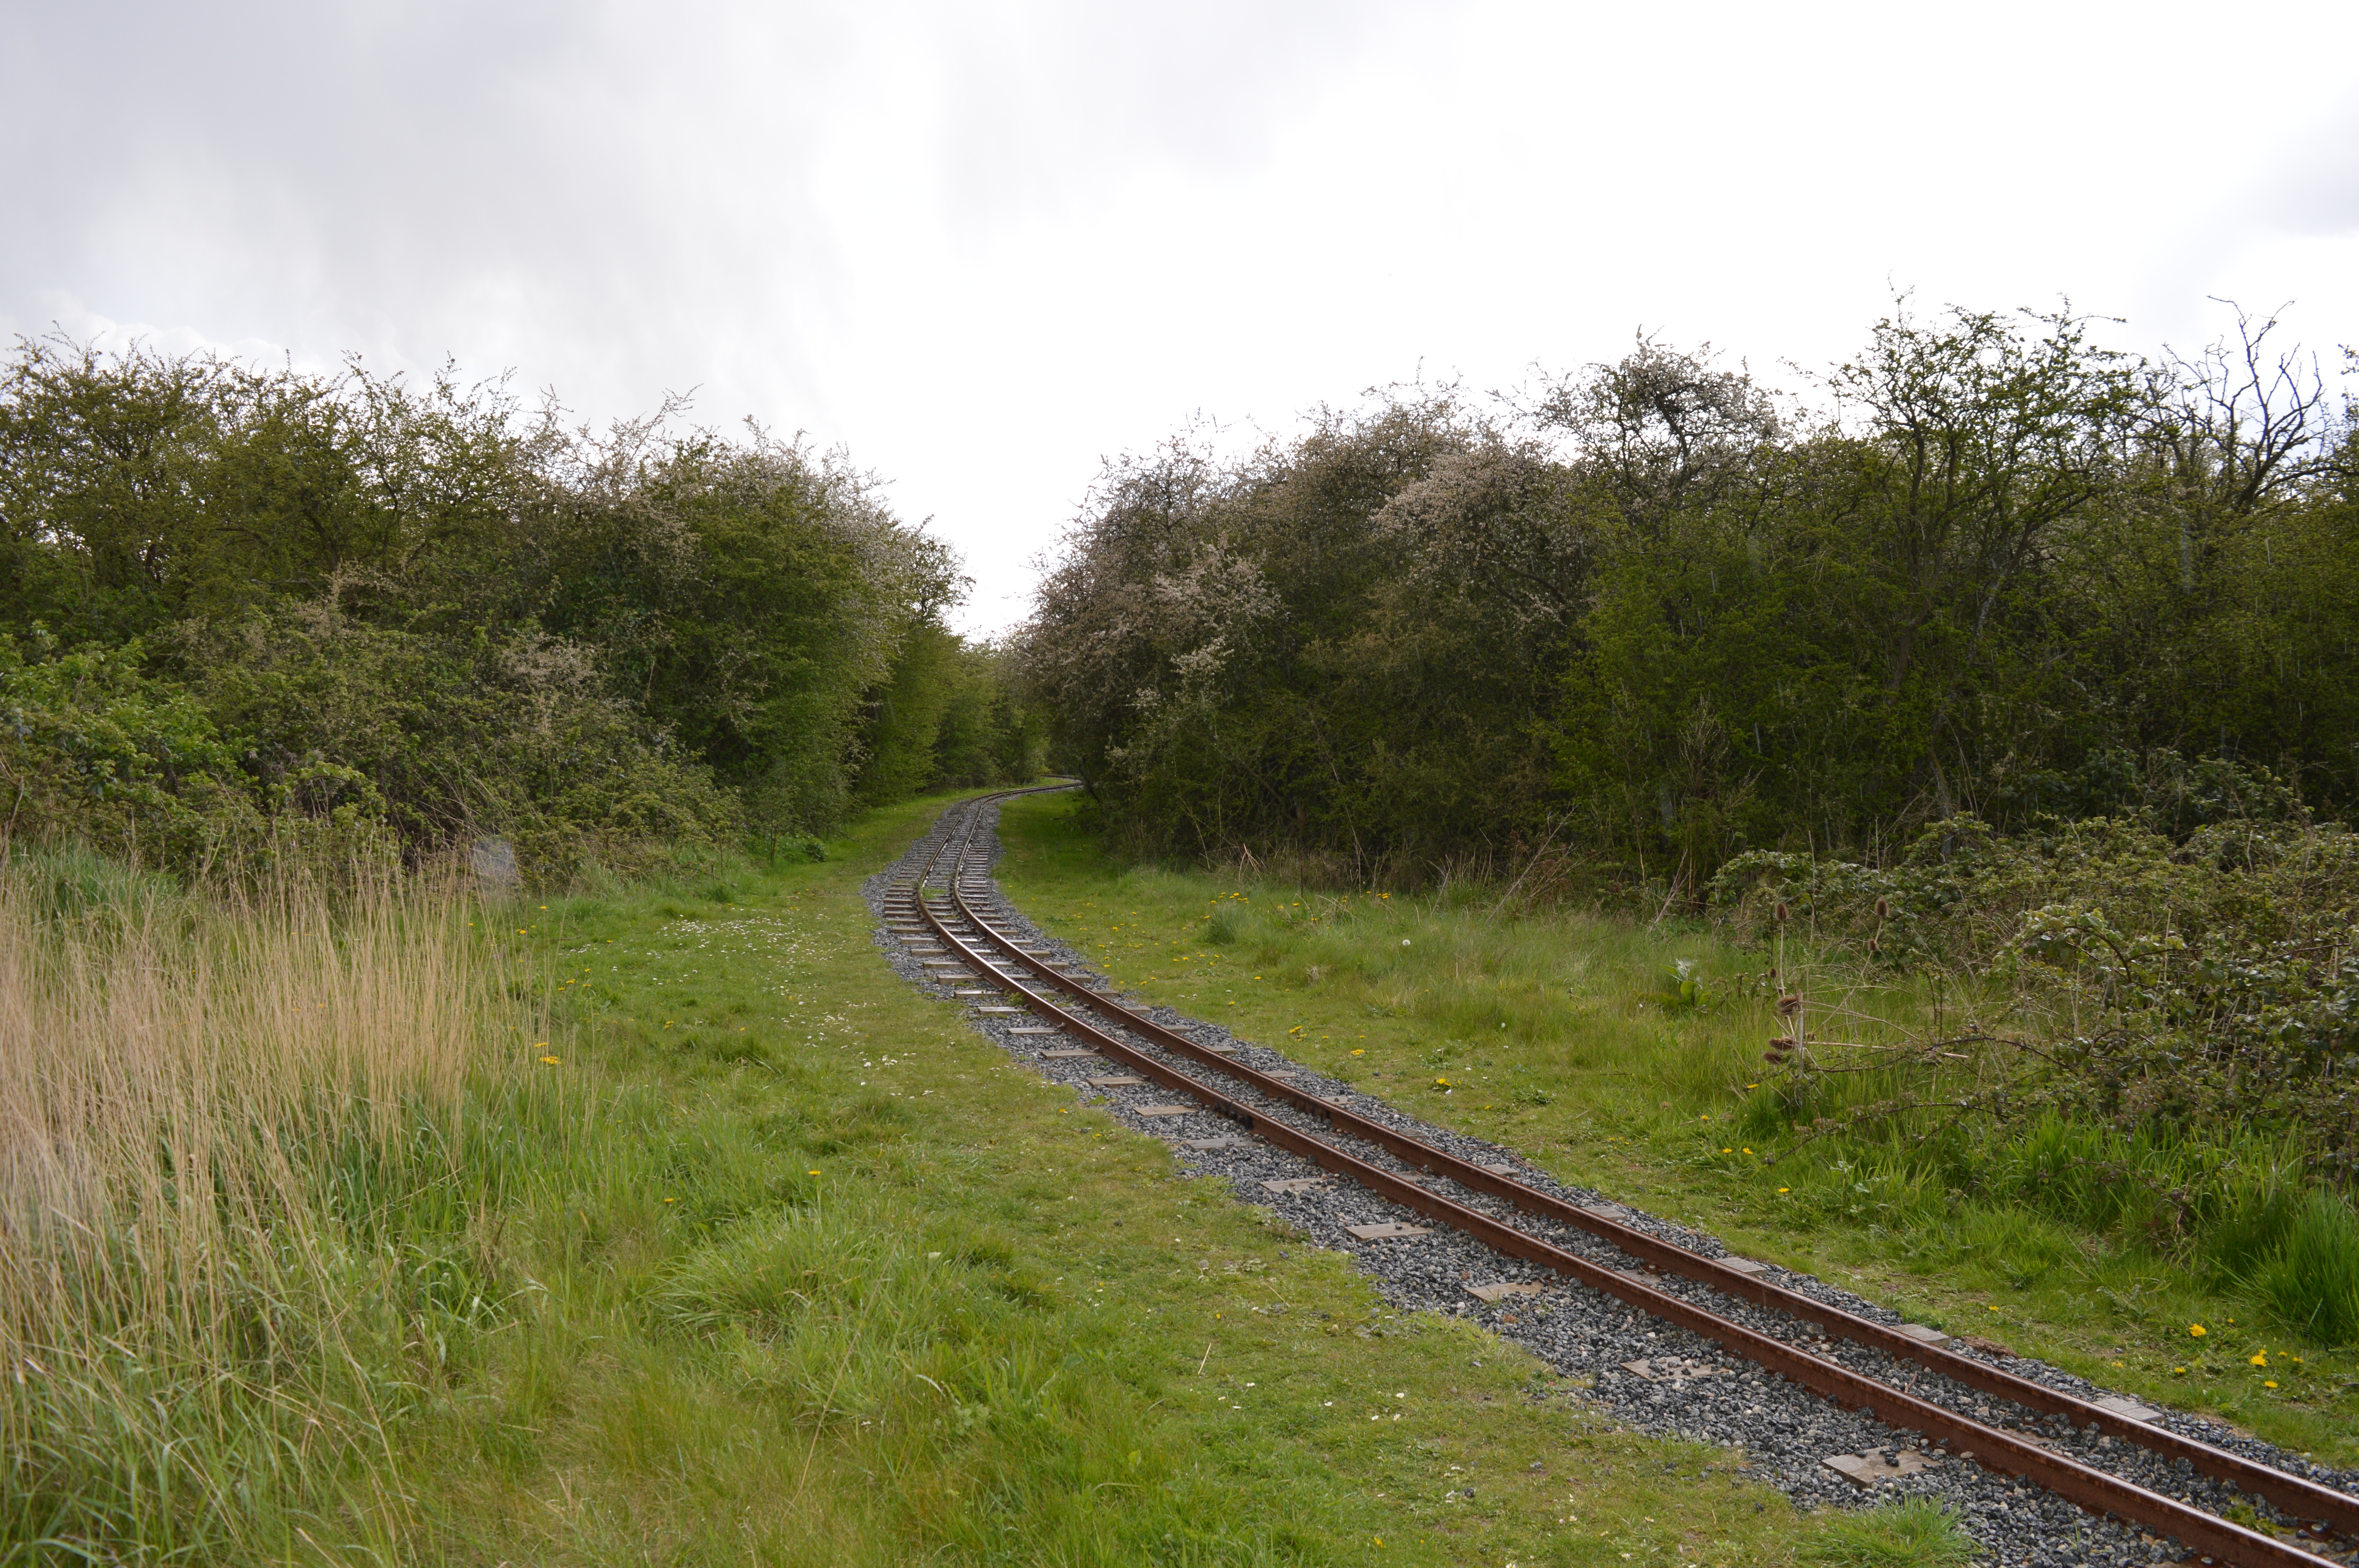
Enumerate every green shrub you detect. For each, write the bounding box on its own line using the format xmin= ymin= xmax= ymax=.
xmin=1717 ymin=810 xmax=2359 ymax=1193
xmin=1 ymin=336 xmax=1047 ymax=880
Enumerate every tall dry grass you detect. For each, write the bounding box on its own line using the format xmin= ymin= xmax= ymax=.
xmin=0 ymin=848 xmax=528 ymax=1561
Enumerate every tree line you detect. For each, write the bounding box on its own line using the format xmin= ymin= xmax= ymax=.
xmin=0 ymin=338 xmax=1041 ymax=878
xmin=1019 ymin=303 xmax=2358 ymax=890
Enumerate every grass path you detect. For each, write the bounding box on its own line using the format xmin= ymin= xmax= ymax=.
xmin=468 ymin=788 xmax=1954 ymax=1565
xmin=987 ymin=790 xmax=2359 ymax=1470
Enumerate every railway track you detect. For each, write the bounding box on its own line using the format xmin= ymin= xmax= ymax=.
xmin=874 ymin=787 xmax=2358 ymax=1568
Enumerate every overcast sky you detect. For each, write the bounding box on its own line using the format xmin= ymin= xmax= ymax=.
xmin=6 ymin=0 xmax=2357 ymax=633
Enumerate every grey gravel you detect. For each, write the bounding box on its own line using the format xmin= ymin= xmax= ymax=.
xmin=863 ymin=793 xmax=2359 ymax=1568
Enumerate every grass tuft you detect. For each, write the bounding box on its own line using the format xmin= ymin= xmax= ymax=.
xmin=2250 ymin=1192 xmax=2359 ymax=1345
xmin=1798 ymin=1499 xmax=1977 ymax=1567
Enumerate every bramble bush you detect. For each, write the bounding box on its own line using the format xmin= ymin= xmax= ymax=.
xmin=1710 ymin=772 xmax=2359 ymax=1339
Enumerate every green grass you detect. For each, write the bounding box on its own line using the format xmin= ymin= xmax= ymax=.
xmin=41 ymin=782 xmax=2267 ymax=1560
xmin=1796 ymin=1500 xmax=1976 ymax=1567
xmin=989 ymin=789 xmax=2359 ymax=1468
xmin=408 ymin=786 xmax=1899 ymax=1564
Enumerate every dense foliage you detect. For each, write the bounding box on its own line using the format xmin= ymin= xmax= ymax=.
xmin=1021 ymin=302 xmax=2359 ymax=1241
xmin=0 ymin=338 xmax=1040 ymax=878
xmin=1716 ymin=782 xmax=2359 ymax=1165
xmin=1022 ymin=305 xmax=2357 ymax=886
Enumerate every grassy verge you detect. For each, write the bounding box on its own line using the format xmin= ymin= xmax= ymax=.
xmin=476 ymin=788 xmax=1871 ymax=1564
xmin=1 ymin=852 xmax=533 ymax=1561
xmin=10 ymin=790 xmax=1973 ymax=1564
xmin=989 ymin=790 xmax=2359 ymax=1468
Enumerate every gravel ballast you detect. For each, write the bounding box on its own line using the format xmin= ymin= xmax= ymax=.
xmin=864 ymin=795 xmax=2359 ymax=1568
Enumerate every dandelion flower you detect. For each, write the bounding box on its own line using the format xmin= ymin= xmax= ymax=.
xmin=2250 ymin=1352 xmax=2268 ymax=1367
xmin=1721 ymin=1147 xmax=1733 ymax=1154
xmin=2189 ymin=1324 xmax=2207 ymax=1337
xmin=1777 ymin=1186 xmax=1790 ymax=1194
xmin=807 ymin=1169 xmax=820 ymax=1176
xmin=539 ymin=1055 xmax=561 ymax=1065
xmin=2264 ymin=1380 xmax=2278 ymax=1388
xmin=2173 ymin=1366 xmax=2186 ymax=1374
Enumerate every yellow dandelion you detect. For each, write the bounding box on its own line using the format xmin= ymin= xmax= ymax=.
xmin=2189 ymin=1324 xmax=2207 ymax=1337
xmin=2264 ymin=1380 xmax=2278 ymax=1388
xmin=1777 ymin=1186 xmax=1790 ymax=1194
xmin=539 ymin=1055 xmax=561 ymax=1065
xmin=2250 ymin=1351 xmax=2268 ymax=1367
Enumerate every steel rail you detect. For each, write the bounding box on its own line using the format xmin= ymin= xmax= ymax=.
xmin=906 ymin=792 xmax=2359 ymax=1548
xmin=887 ymin=791 xmax=2348 ymax=1568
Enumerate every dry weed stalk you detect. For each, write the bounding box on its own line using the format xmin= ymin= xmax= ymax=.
xmin=0 ymin=858 xmax=523 ymax=1548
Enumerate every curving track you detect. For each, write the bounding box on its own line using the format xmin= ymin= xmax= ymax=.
xmin=871 ymin=787 xmax=2358 ymax=1568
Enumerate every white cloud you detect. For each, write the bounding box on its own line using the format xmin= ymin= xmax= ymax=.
xmin=5 ymin=0 xmax=2355 ymax=633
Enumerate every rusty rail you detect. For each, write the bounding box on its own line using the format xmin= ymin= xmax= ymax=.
xmin=885 ymin=789 xmax=2352 ymax=1568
